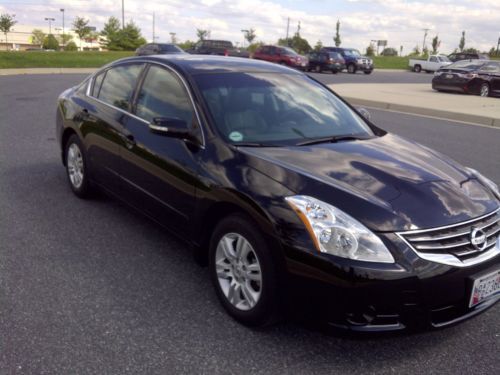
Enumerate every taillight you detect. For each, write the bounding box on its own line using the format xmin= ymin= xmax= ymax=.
xmin=224 ymin=49 xmax=228 ymax=56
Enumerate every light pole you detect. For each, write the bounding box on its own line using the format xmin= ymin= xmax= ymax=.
xmin=60 ymin=9 xmax=65 ymax=48
xmin=421 ymin=28 xmax=430 ymax=54
xmin=240 ymin=29 xmax=248 ymax=48
xmin=122 ymin=0 xmax=125 ymax=29
xmin=45 ymin=17 xmax=55 ymax=35
xmin=497 ymin=36 xmax=500 ymax=56
xmin=169 ymin=32 xmax=176 ymax=44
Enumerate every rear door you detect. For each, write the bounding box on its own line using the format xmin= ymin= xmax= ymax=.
xmin=85 ymin=63 xmax=145 ymax=193
xmin=119 ymin=63 xmax=203 ymax=235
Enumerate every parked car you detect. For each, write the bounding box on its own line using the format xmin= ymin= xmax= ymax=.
xmin=186 ymin=39 xmax=249 ymax=58
xmin=409 ymin=55 xmax=452 ymax=73
xmin=448 ymin=52 xmax=489 ymax=62
xmin=306 ymin=51 xmax=345 ymax=73
xmin=253 ymin=45 xmax=308 ymax=70
xmin=57 ymin=55 xmax=500 ymax=331
xmin=321 ymin=47 xmax=373 ymax=74
xmin=432 ymin=60 xmax=500 ymax=97
xmin=135 ymin=43 xmax=186 ymax=56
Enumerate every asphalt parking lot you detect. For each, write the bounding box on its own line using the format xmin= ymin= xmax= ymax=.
xmin=0 ymin=74 xmax=499 ymax=374
xmin=309 ymin=69 xmax=434 ymax=85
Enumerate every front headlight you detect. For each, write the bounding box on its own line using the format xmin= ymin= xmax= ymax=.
xmin=466 ymin=167 xmax=500 ymax=200
xmin=285 ymin=195 xmax=395 ymax=263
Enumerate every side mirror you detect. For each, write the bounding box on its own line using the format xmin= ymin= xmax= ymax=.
xmin=357 ymin=107 xmax=372 ymax=122
xmin=149 ymin=117 xmax=193 ymax=139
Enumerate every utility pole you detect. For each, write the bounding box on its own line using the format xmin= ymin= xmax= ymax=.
xmin=152 ymin=12 xmax=155 ymax=42
xmin=497 ymin=36 xmax=500 ymax=55
xmin=45 ymin=17 xmax=55 ymax=35
xmin=169 ymin=32 xmax=176 ymax=43
xmin=422 ymin=28 xmax=430 ymax=54
xmin=285 ymin=17 xmax=290 ymax=42
xmin=60 ymin=9 xmax=65 ymax=48
xmin=122 ymin=0 xmax=125 ymax=29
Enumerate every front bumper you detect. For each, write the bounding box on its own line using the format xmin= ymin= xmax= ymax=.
xmin=356 ymin=62 xmax=374 ymax=72
xmin=432 ymin=77 xmax=471 ymax=93
xmin=282 ymin=233 xmax=500 ymax=332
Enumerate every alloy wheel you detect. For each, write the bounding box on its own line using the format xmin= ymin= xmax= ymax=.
xmin=67 ymin=143 xmax=84 ymax=189
xmin=215 ymin=233 xmax=262 ymax=311
xmin=480 ymin=84 xmax=489 ymax=97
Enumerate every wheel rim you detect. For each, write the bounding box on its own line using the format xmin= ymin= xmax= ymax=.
xmin=67 ymin=143 xmax=84 ymax=189
xmin=480 ymin=84 xmax=489 ymax=97
xmin=348 ymin=65 xmax=354 ymax=73
xmin=215 ymin=233 xmax=262 ymax=311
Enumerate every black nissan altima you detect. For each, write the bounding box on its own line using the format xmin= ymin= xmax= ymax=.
xmin=56 ymin=55 xmax=500 ymax=331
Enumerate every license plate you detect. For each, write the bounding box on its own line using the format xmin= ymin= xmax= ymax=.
xmin=446 ymin=74 xmax=453 ymax=79
xmin=469 ymin=269 xmax=500 ymax=307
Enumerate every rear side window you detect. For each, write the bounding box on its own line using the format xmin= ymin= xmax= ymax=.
xmin=135 ymin=65 xmax=195 ymax=125
xmin=98 ymin=64 xmax=143 ymax=110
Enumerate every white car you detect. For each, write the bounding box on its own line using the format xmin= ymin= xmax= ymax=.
xmin=409 ymin=55 xmax=452 ymax=73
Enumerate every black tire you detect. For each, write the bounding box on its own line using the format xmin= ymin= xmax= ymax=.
xmin=414 ymin=65 xmax=422 ymax=73
xmin=332 ymin=69 xmax=338 ymax=74
xmin=209 ymin=214 xmax=280 ymax=327
xmin=64 ymin=134 xmax=93 ymax=198
xmin=315 ymin=65 xmax=322 ymax=73
xmin=479 ymin=83 xmax=490 ymax=97
xmin=347 ymin=64 xmax=357 ymax=74
xmin=364 ymin=70 xmax=372 ymax=75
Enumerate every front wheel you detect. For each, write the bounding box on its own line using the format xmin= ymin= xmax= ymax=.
xmin=315 ymin=65 xmax=322 ymax=73
xmin=65 ymin=134 xmax=93 ymax=198
xmin=414 ymin=65 xmax=422 ymax=73
xmin=347 ymin=64 xmax=357 ymax=74
xmin=364 ymin=70 xmax=372 ymax=75
xmin=479 ymin=83 xmax=490 ymax=97
xmin=209 ymin=214 xmax=280 ymax=327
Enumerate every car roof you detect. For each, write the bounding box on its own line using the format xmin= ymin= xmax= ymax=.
xmin=108 ymin=55 xmax=302 ymax=75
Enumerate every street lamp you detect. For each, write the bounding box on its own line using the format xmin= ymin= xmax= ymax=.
xmin=44 ymin=17 xmax=55 ymax=35
xmin=60 ymin=9 xmax=65 ymax=48
xmin=240 ymin=29 xmax=248 ymax=48
xmin=169 ymin=32 xmax=176 ymax=43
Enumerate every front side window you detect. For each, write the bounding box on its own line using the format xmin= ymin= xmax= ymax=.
xmin=159 ymin=44 xmax=182 ymax=53
xmin=430 ymin=56 xmax=438 ymax=63
xmin=98 ymin=64 xmax=143 ymax=110
xmin=135 ymin=65 xmax=195 ymax=125
xmin=343 ymin=49 xmax=361 ymax=57
xmin=195 ymin=72 xmax=374 ymax=145
xmin=91 ymin=71 xmax=105 ymax=97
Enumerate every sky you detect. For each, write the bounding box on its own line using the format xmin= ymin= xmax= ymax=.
xmin=0 ymin=0 xmax=499 ymax=54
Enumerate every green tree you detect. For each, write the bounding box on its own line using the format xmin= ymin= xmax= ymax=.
xmin=431 ymin=35 xmax=440 ymax=54
xmin=42 ymin=34 xmax=59 ymax=50
xmin=381 ymin=47 xmax=398 ymax=56
xmin=31 ymin=28 xmax=46 ymax=47
xmin=333 ymin=20 xmax=341 ymax=47
xmin=243 ymin=28 xmax=256 ymax=45
xmin=100 ymin=16 xmax=122 ymax=50
xmin=0 ymin=14 xmax=17 ymax=51
xmin=422 ymin=45 xmax=429 ymax=57
xmin=65 ymin=40 xmax=78 ymax=51
xmin=314 ymin=40 xmax=323 ymax=52
xmin=177 ymin=40 xmax=196 ymax=51
xmin=365 ymin=44 xmax=375 ymax=56
xmin=410 ymin=45 xmax=421 ymax=56
xmin=73 ymin=16 xmax=91 ymax=50
xmin=459 ymin=30 xmax=465 ymax=52
xmin=196 ymin=29 xmax=209 ymax=41
xmin=118 ymin=21 xmax=146 ymax=50
xmin=61 ymin=33 xmax=73 ymax=45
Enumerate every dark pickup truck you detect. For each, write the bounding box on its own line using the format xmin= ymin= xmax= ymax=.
xmin=187 ymin=40 xmax=249 ymax=58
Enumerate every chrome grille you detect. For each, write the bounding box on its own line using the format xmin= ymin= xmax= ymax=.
xmin=397 ymin=208 xmax=500 ymax=267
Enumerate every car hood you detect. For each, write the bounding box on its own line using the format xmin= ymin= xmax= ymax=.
xmin=238 ymin=134 xmax=498 ymax=231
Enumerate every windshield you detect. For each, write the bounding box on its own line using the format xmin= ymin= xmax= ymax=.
xmin=195 ymin=73 xmax=374 ymax=146
xmin=448 ymin=60 xmax=486 ymax=70
xmin=343 ymin=49 xmax=361 ymax=57
xmin=438 ymin=56 xmax=450 ymax=62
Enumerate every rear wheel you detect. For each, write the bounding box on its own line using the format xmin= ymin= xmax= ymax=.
xmin=315 ymin=65 xmax=322 ymax=73
xmin=64 ymin=134 xmax=93 ymax=198
xmin=209 ymin=214 xmax=280 ymax=327
xmin=414 ymin=65 xmax=422 ymax=73
xmin=364 ymin=70 xmax=372 ymax=75
xmin=479 ymin=83 xmax=490 ymax=97
xmin=347 ymin=64 xmax=357 ymax=74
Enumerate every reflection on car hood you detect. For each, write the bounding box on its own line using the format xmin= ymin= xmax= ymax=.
xmin=239 ymin=134 xmax=498 ymax=231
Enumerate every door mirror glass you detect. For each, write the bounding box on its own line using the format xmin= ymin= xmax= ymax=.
xmin=149 ymin=117 xmax=189 ymax=137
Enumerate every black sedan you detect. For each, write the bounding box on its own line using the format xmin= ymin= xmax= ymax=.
xmin=432 ymin=60 xmax=500 ymax=97
xmin=56 ymin=55 xmax=500 ymax=331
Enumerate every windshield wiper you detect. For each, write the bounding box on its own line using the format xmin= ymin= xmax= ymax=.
xmin=296 ymin=134 xmax=373 ymax=146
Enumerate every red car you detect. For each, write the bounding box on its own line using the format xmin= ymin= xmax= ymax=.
xmin=253 ymin=45 xmax=308 ymax=70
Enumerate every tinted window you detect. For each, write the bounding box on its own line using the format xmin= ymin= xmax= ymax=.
xmin=98 ymin=64 xmax=143 ymax=110
xmin=135 ymin=65 xmax=195 ymax=124
xmin=159 ymin=44 xmax=182 ymax=52
xmin=91 ymin=72 xmax=105 ymax=97
xmin=195 ymin=73 xmax=373 ymax=145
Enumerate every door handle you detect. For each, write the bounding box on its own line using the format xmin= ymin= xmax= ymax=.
xmin=120 ymin=133 xmax=136 ymax=149
xmin=74 ymin=108 xmax=90 ymax=122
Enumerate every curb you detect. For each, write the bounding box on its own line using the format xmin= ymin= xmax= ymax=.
xmin=342 ymin=96 xmax=500 ymax=128
xmin=0 ymin=68 xmax=96 ymax=75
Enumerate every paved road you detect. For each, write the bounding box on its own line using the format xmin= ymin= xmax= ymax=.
xmin=1 ymin=75 xmax=499 ymax=374
xmin=309 ymin=69 xmax=434 ymax=85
